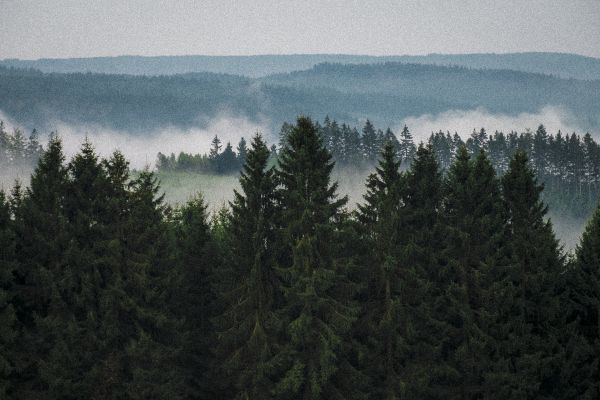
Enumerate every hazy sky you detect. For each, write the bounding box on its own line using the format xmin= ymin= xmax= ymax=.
xmin=1 ymin=0 xmax=600 ymax=59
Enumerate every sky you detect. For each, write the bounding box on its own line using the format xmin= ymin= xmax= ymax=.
xmin=1 ymin=0 xmax=599 ymax=59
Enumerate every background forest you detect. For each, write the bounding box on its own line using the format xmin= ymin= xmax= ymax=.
xmin=1 ymin=116 xmax=599 ymax=399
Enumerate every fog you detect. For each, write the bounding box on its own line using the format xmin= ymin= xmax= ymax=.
xmin=399 ymin=106 xmax=586 ymax=144
xmin=0 ymin=107 xmax=593 ymax=249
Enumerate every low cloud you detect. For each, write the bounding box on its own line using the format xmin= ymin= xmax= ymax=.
xmin=0 ymin=110 xmax=271 ymax=169
xmin=398 ymin=106 xmax=586 ymax=143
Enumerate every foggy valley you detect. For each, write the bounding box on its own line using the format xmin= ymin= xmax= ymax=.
xmin=2 ymin=1 xmax=600 ymax=399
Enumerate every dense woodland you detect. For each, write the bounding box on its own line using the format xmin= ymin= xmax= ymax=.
xmin=0 ymin=121 xmax=43 ymax=170
xmin=2 ymin=61 xmax=599 ymax=133
xmin=4 ymin=52 xmax=600 ymax=80
xmin=1 ymin=116 xmax=599 ymax=399
xmin=157 ymin=117 xmax=600 ymax=220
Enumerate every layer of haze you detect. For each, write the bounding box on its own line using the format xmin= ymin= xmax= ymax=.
xmin=1 ymin=1 xmax=599 ymax=59
xmin=0 ymin=107 xmax=588 ymax=248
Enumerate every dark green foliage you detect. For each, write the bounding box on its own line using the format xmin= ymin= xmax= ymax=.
xmin=357 ymin=141 xmax=410 ymax=399
xmin=215 ymin=134 xmax=281 ymax=399
xmin=274 ymin=117 xmax=364 ymax=399
xmin=123 ymin=170 xmax=185 ymax=399
xmin=10 ymin=135 xmax=70 ymax=397
xmin=2 ymin=113 xmax=599 ymax=400
xmin=486 ymin=150 xmax=565 ymax=398
xmin=173 ymin=195 xmax=218 ymax=399
xmin=442 ymin=147 xmax=506 ymax=398
xmin=561 ymin=205 xmax=600 ymax=399
xmin=0 ymin=191 xmax=18 ymax=397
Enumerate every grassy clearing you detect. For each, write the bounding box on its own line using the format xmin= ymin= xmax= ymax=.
xmin=154 ymin=170 xmax=240 ymax=210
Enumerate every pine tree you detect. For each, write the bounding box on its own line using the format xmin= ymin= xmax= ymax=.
xmin=362 ymin=120 xmax=379 ymax=162
xmin=442 ymin=147 xmax=506 ymax=399
xmin=10 ymin=135 xmax=70 ymax=397
xmin=0 ymin=190 xmax=18 ymax=397
xmin=124 ymin=169 xmax=185 ymax=399
xmin=218 ymin=141 xmax=238 ymax=174
xmin=561 ymin=204 xmax=600 ymax=399
xmin=237 ymin=136 xmax=248 ymax=169
xmin=486 ymin=150 xmax=564 ymax=398
xmin=209 ymin=135 xmax=222 ymax=160
xmin=214 ymin=134 xmax=281 ymax=399
xmin=274 ymin=116 xmax=364 ymax=399
xmin=401 ymin=143 xmax=454 ymax=399
xmin=174 ymin=194 xmax=219 ymax=399
xmin=398 ymin=125 xmax=416 ymax=165
xmin=357 ymin=141 xmax=409 ymax=399
xmin=35 ymin=140 xmax=113 ymax=398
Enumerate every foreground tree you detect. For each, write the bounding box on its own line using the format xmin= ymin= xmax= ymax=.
xmin=174 ymin=194 xmax=219 ymax=399
xmin=215 ymin=134 xmax=280 ymax=399
xmin=357 ymin=142 xmax=408 ymax=399
xmin=10 ymin=136 xmax=69 ymax=397
xmin=561 ymin=204 xmax=600 ymax=399
xmin=124 ymin=170 xmax=185 ymax=399
xmin=274 ymin=117 xmax=364 ymax=400
xmin=442 ymin=147 xmax=507 ymax=398
xmin=486 ymin=150 xmax=565 ymax=398
xmin=0 ymin=191 xmax=18 ymax=397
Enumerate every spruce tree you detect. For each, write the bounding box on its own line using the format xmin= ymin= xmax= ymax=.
xmin=214 ymin=134 xmax=280 ymax=399
xmin=11 ymin=135 xmax=70 ymax=397
xmin=442 ymin=147 xmax=506 ymax=399
xmin=124 ymin=169 xmax=185 ymax=399
xmin=357 ymin=141 xmax=409 ymax=399
xmin=0 ymin=190 xmax=18 ymax=397
xmin=174 ymin=194 xmax=219 ymax=399
xmin=486 ymin=150 xmax=564 ymax=398
xmin=274 ymin=116 xmax=364 ymax=400
xmin=362 ymin=120 xmax=379 ymax=162
xmin=36 ymin=140 xmax=112 ymax=398
xmin=398 ymin=125 xmax=416 ymax=165
xmin=237 ymin=136 xmax=248 ymax=169
xmin=561 ymin=204 xmax=600 ymax=399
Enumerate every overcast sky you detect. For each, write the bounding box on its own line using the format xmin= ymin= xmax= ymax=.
xmin=1 ymin=0 xmax=599 ymax=59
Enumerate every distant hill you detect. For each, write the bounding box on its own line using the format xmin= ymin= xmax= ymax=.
xmin=1 ymin=61 xmax=598 ymax=134
xmin=2 ymin=52 xmax=600 ymax=80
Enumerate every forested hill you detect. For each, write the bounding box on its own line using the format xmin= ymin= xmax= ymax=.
xmin=2 ymin=52 xmax=600 ymax=79
xmin=262 ymin=62 xmax=600 ymax=128
xmin=1 ymin=62 xmax=599 ymax=133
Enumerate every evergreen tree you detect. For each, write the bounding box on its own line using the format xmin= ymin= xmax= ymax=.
xmin=0 ymin=190 xmax=18 ymax=397
xmin=10 ymin=135 xmax=69 ymax=397
xmin=35 ymin=140 xmax=114 ymax=398
xmin=442 ymin=147 xmax=506 ymax=399
xmin=215 ymin=134 xmax=280 ymax=399
xmin=237 ymin=136 xmax=248 ymax=169
xmin=174 ymin=194 xmax=219 ymax=399
xmin=209 ymin=135 xmax=222 ymax=160
xmin=486 ymin=150 xmax=564 ymax=398
xmin=357 ymin=142 xmax=408 ymax=399
xmin=398 ymin=125 xmax=416 ymax=165
xmin=217 ymin=141 xmax=238 ymax=173
xmin=362 ymin=120 xmax=379 ymax=162
xmin=561 ymin=204 xmax=600 ymax=399
xmin=274 ymin=116 xmax=364 ymax=399
xmin=401 ymin=143 xmax=452 ymax=399
xmin=124 ymin=170 xmax=185 ymax=399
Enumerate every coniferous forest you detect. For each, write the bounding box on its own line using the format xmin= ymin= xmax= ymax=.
xmin=1 ymin=116 xmax=599 ymax=399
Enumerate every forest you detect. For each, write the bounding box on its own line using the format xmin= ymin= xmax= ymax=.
xmin=1 ymin=116 xmax=598 ymax=399
xmin=156 ymin=117 xmax=600 ymax=220
xmin=2 ymin=60 xmax=600 ymax=133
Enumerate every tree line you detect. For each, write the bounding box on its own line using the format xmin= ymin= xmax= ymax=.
xmin=0 ymin=121 xmax=43 ymax=170
xmin=1 ymin=116 xmax=599 ymax=399
xmin=156 ymin=116 xmax=600 ymax=220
